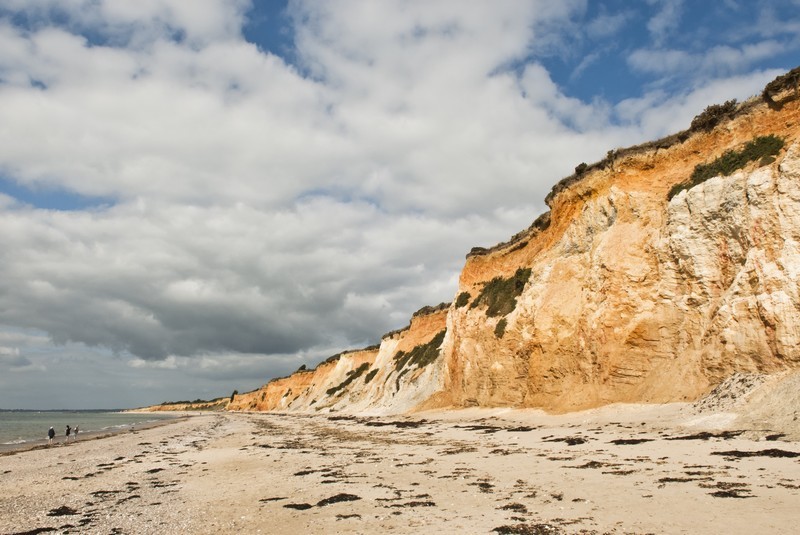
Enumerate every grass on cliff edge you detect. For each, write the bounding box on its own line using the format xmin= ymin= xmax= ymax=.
xmin=326 ymin=362 xmax=371 ymax=397
xmin=394 ymin=329 xmax=447 ymax=372
xmin=668 ymin=134 xmax=784 ymax=200
xmin=470 ymin=268 xmax=532 ymax=318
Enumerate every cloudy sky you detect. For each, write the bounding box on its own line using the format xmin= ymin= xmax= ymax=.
xmin=0 ymin=0 xmax=798 ymax=409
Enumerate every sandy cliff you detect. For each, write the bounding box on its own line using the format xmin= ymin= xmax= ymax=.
xmin=228 ymin=68 xmax=800 ymax=416
xmin=228 ymin=304 xmax=448 ymax=414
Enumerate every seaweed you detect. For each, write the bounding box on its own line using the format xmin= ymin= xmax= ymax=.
xmin=711 ymin=449 xmax=800 ymax=458
xmin=317 ymin=493 xmax=362 ymax=507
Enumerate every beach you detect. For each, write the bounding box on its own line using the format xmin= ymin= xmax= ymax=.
xmin=1 ymin=406 xmax=799 ymax=534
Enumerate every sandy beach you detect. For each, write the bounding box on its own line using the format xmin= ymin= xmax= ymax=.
xmin=1 ymin=405 xmax=799 ymax=534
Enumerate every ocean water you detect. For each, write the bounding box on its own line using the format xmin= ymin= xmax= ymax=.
xmin=0 ymin=411 xmax=177 ymax=445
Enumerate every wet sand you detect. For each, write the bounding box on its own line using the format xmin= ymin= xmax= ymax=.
xmin=1 ymin=405 xmax=799 ymax=534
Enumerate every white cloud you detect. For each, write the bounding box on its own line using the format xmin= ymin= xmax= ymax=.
xmin=615 ymin=69 xmax=784 ymax=138
xmin=0 ymin=195 xmax=524 ymax=361
xmin=0 ymin=340 xmax=45 ymax=372
xmin=586 ymin=11 xmax=633 ymax=40
xmin=0 ymin=0 xmax=250 ymax=46
xmin=629 ymin=40 xmax=786 ymax=77
xmin=646 ymin=0 xmax=684 ymax=45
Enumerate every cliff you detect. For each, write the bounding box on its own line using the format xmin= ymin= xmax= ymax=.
xmin=228 ymin=304 xmax=448 ymax=413
xmin=231 ymin=67 xmax=800 ymax=415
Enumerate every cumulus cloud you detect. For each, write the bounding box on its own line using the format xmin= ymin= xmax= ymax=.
xmin=0 ymin=198 xmax=514 ymax=360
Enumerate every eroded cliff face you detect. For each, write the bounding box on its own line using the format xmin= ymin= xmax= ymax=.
xmin=229 ymin=70 xmax=800 ymax=415
xmin=228 ymin=306 xmax=448 ymax=414
xmin=443 ymin=88 xmax=800 ymax=412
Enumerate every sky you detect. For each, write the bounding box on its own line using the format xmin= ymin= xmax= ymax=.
xmin=0 ymin=0 xmax=798 ymax=409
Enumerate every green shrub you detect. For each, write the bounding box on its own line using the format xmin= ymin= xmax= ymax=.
xmin=394 ymin=329 xmax=447 ymax=372
xmin=668 ymin=135 xmax=784 ymax=200
xmin=363 ymin=368 xmax=379 ymax=384
xmin=455 ymin=292 xmax=471 ymax=308
xmin=690 ymin=99 xmax=737 ymax=132
xmin=326 ymin=363 xmax=370 ymax=396
xmin=494 ymin=318 xmax=507 ymax=338
xmin=470 ymin=268 xmax=532 ymax=317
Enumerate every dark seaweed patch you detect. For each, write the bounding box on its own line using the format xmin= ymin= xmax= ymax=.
xmin=89 ymin=490 xmax=122 ymax=498
xmin=666 ymin=431 xmax=744 ymax=441
xmin=493 ymin=523 xmax=563 ymax=534
xmin=710 ymin=489 xmax=753 ymax=498
xmin=470 ymin=481 xmax=494 ymax=493
xmin=284 ymin=503 xmax=313 ymax=510
xmin=390 ymin=501 xmax=436 ymax=508
xmin=543 ymin=436 xmax=587 ymax=446
xmin=610 ymin=438 xmax=653 ymax=445
xmin=364 ymin=419 xmax=427 ymax=428
xmin=572 ymin=461 xmax=608 ymax=469
xmin=711 ymin=449 xmax=800 ymax=458
xmin=441 ymin=446 xmax=478 ymax=455
xmin=294 ymin=469 xmax=320 ymax=476
xmin=317 ymin=493 xmax=362 ymax=507
xmin=47 ymin=505 xmax=79 ymax=516
xmin=455 ymin=424 xmax=502 ymax=434
xmin=499 ymin=503 xmax=528 ymax=513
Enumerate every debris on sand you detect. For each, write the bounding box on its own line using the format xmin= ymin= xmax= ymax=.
xmin=284 ymin=503 xmax=313 ymax=510
xmin=46 ymin=505 xmax=79 ymax=516
xmin=316 ymin=493 xmax=362 ymax=507
xmin=711 ymin=449 xmax=800 ymax=459
xmin=493 ymin=523 xmax=563 ymax=534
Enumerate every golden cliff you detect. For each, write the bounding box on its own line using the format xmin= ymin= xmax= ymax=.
xmin=228 ymin=67 xmax=800 ymax=415
xmin=228 ymin=304 xmax=448 ymax=413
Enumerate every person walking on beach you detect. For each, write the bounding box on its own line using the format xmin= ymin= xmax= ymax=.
xmin=65 ymin=424 xmax=71 ymax=442
xmin=48 ymin=426 xmax=55 ymax=445
xmin=74 ymin=426 xmax=79 ymax=440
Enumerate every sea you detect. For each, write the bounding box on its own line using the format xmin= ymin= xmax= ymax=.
xmin=0 ymin=410 xmax=177 ymax=446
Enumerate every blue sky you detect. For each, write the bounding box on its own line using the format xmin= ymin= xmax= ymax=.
xmin=0 ymin=0 xmax=797 ymax=409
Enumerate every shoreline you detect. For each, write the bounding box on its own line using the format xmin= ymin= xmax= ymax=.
xmin=2 ymin=405 xmax=799 ymax=534
xmin=0 ymin=414 xmax=187 ymax=457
